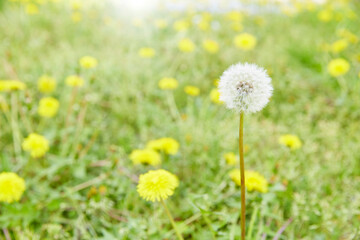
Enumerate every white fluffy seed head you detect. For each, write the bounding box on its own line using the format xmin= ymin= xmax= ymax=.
xmin=218 ymin=62 xmax=273 ymax=114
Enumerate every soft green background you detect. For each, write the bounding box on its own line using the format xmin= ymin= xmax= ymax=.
xmin=0 ymin=0 xmax=359 ymax=239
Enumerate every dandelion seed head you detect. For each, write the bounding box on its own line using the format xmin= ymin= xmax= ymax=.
xmin=218 ymin=62 xmax=273 ymax=114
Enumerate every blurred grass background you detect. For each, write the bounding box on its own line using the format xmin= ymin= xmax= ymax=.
xmin=0 ymin=0 xmax=360 ymax=239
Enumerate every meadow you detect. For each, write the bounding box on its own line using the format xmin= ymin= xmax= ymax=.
xmin=0 ymin=0 xmax=360 ymax=239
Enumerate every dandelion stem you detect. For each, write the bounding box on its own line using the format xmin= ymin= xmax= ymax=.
xmin=166 ymin=92 xmax=181 ymax=121
xmin=64 ymin=88 xmax=78 ymax=136
xmin=69 ymin=100 xmax=88 ymax=159
xmin=11 ymin=93 xmax=21 ymax=160
xmin=247 ymin=205 xmax=259 ymax=239
xmin=239 ymin=112 xmax=246 ymax=240
xmin=160 ymin=199 xmax=184 ymax=240
xmin=337 ymin=75 xmax=348 ymax=99
xmin=61 ymin=87 xmax=78 ymax=155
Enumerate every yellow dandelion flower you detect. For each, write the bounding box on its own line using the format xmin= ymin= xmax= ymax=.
xmin=337 ymin=29 xmax=358 ymax=44
xmin=98 ymin=185 xmax=107 ymax=195
xmin=87 ymin=186 xmax=97 ymax=198
xmin=245 ymin=171 xmax=268 ymax=193
xmin=137 ymin=169 xmax=179 ymax=202
xmin=155 ymin=19 xmax=168 ymax=29
xmin=347 ymin=33 xmax=358 ymax=44
xmin=158 ymin=77 xmax=178 ymax=90
xmin=305 ymin=2 xmax=316 ymax=11
xmin=138 ymin=47 xmax=156 ymax=58
xmin=318 ymin=9 xmax=333 ymax=22
xmin=229 ymin=169 xmax=268 ymax=193
xmin=184 ymin=85 xmax=200 ymax=96
xmin=201 ymin=12 xmax=212 ymax=21
xmin=224 ymin=152 xmax=237 ymax=165
xmin=65 ymin=75 xmax=84 ymax=87
xmin=79 ymin=56 xmax=98 ymax=69
xmin=130 ymin=149 xmax=161 ymax=166
xmin=226 ymin=11 xmax=243 ymax=22
xmin=146 ymin=139 xmax=163 ymax=150
xmin=173 ymin=19 xmax=190 ymax=32
xmin=71 ymin=0 xmax=82 ymax=10
xmin=0 ymin=172 xmax=26 ymax=203
xmin=197 ymin=19 xmax=210 ymax=31
xmin=178 ymin=38 xmax=195 ymax=53
xmin=344 ymin=8 xmax=357 ymax=20
xmin=202 ymin=39 xmax=219 ymax=54
xmin=210 ymin=88 xmax=222 ymax=104
xmin=0 ymin=80 xmax=26 ymax=92
xmin=331 ymin=39 xmax=348 ymax=53
xmin=279 ymin=134 xmax=302 ymax=150
xmin=71 ymin=12 xmax=82 ymax=23
xmin=38 ymin=75 xmax=56 ymax=93
xmin=146 ymin=138 xmax=179 ymax=155
xmin=38 ymin=97 xmax=59 ymax=118
xmin=327 ymin=58 xmax=350 ymax=77
xmin=234 ymin=33 xmax=257 ymax=51
xmin=25 ymin=3 xmax=39 ymax=15
xmin=22 ymin=133 xmax=49 ymax=158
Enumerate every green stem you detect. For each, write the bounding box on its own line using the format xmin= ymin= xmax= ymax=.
xmin=11 ymin=93 xmax=21 ymax=160
xmin=61 ymin=87 xmax=78 ymax=156
xmin=336 ymin=76 xmax=348 ymax=99
xmin=247 ymin=206 xmax=259 ymax=239
xmin=201 ymin=212 xmax=217 ymax=240
xmin=160 ymin=199 xmax=184 ymax=240
xmin=166 ymin=91 xmax=181 ymax=121
xmin=239 ymin=112 xmax=246 ymax=240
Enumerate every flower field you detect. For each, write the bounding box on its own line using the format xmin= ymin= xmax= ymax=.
xmin=0 ymin=0 xmax=359 ymax=239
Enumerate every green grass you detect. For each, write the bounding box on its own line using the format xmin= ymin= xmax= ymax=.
xmin=0 ymin=0 xmax=360 ymax=239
